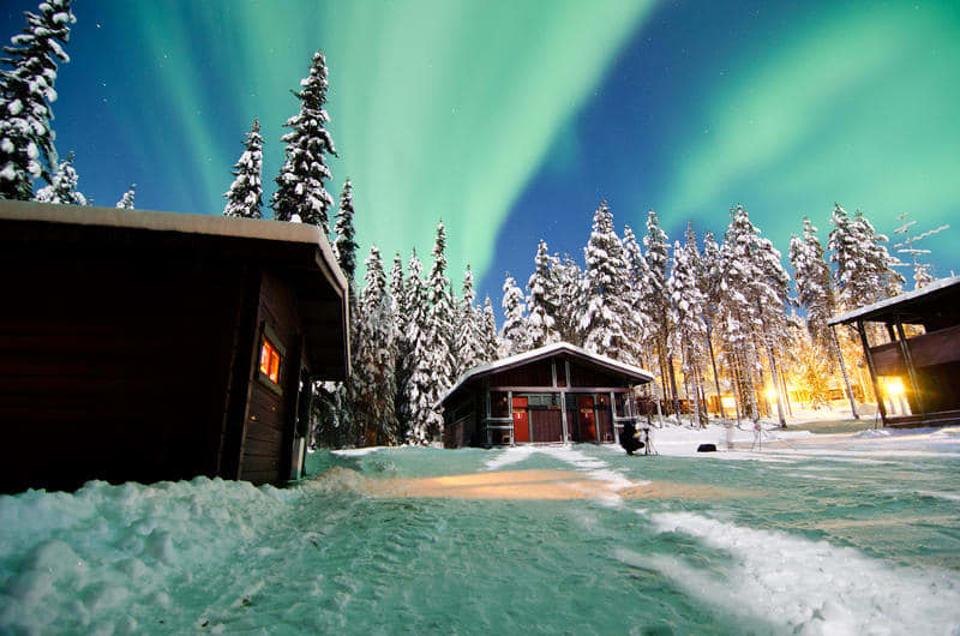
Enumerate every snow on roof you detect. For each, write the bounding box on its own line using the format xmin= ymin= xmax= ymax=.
xmin=0 ymin=199 xmax=348 ymax=293
xmin=441 ymin=342 xmax=655 ymax=405
xmin=828 ymin=275 xmax=960 ymax=325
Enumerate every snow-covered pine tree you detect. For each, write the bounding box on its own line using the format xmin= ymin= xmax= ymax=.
xmin=115 ymin=184 xmax=136 ymax=210
xmin=500 ymin=273 xmax=529 ymax=356
xmin=643 ymin=209 xmax=676 ymax=410
xmin=699 ymin=231 xmax=726 ymax=417
xmin=481 ymin=296 xmax=499 ymax=363
xmin=389 ymin=252 xmax=410 ymax=441
xmin=353 ymin=246 xmax=398 ymax=445
xmin=717 ymin=206 xmax=766 ymax=422
xmin=526 ymin=240 xmax=560 ymax=349
xmin=271 ymin=51 xmax=337 ymax=233
xmin=580 ymin=200 xmax=631 ymax=359
xmin=454 ymin=265 xmax=485 ymax=378
xmin=423 ymin=221 xmax=456 ymax=441
xmin=222 ymin=119 xmax=263 ymax=218
xmin=753 ymin=229 xmax=791 ymax=427
xmin=332 ymin=179 xmax=358 ymax=284
xmin=621 ymin=225 xmax=652 ymax=366
xmin=403 ymin=250 xmax=433 ymax=444
xmin=788 ymin=218 xmax=835 ymax=348
xmin=667 ymin=229 xmax=708 ymax=426
xmin=0 ymin=0 xmax=75 ymax=200
xmin=828 ymin=204 xmax=903 ymax=312
xmin=553 ymin=255 xmax=585 ymax=346
xmin=34 ymin=153 xmax=85 ymax=205
xmin=788 ymin=216 xmax=858 ymax=418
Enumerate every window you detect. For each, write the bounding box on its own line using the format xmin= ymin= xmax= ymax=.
xmin=259 ymin=337 xmax=282 ymax=385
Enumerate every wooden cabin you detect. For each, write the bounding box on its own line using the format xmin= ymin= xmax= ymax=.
xmin=441 ymin=343 xmax=654 ymax=448
xmin=0 ymin=201 xmax=349 ymax=494
xmin=829 ymin=276 xmax=960 ymax=427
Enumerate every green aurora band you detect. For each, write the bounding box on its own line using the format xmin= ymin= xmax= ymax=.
xmin=660 ymin=2 xmax=960 ymax=254
xmin=114 ymin=0 xmax=654 ymax=283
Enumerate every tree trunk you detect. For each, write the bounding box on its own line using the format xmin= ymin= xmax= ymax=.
xmin=830 ymin=327 xmax=860 ymax=419
xmin=667 ymin=353 xmax=681 ymax=423
xmin=707 ymin=328 xmax=725 ymax=419
xmin=766 ymin=343 xmax=787 ymax=427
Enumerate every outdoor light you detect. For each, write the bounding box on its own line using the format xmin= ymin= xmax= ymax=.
xmin=884 ymin=376 xmax=906 ymax=397
xmin=720 ymin=396 xmax=737 ymax=410
xmin=765 ymin=387 xmax=778 ymax=402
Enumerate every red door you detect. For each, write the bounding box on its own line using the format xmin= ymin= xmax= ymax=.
xmin=578 ymin=396 xmax=596 ymax=442
xmin=513 ymin=397 xmax=530 ymax=443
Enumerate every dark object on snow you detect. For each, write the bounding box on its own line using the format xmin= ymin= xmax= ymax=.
xmin=0 ymin=202 xmax=350 ymax=494
xmin=697 ymin=443 xmax=717 ymax=453
xmin=620 ymin=422 xmax=646 ymax=456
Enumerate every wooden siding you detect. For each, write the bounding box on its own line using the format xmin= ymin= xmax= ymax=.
xmin=487 ymin=359 xmax=553 ymax=387
xmin=240 ymin=272 xmax=302 ymax=485
xmin=0 ymin=253 xmax=242 ymax=493
xmin=569 ymin=361 xmax=625 ymax=388
xmin=530 ymin=409 xmax=563 ymax=442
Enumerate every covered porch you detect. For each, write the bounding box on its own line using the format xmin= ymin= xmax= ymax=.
xmin=829 ymin=276 xmax=960 ymax=428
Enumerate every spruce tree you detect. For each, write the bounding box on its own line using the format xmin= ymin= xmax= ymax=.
xmin=115 ymin=184 xmax=136 ymax=210
xmin=404 ymin=250 xmax=433 ymax=444
xmin=554 ymin=255 xmax=585 ymax=346
xmin=526 ymin=240 xmax=560 ymax=349
xmin=481 ymin=296 xmax=499 ymax=362
xmin=222 ymin=119 xmax=263 ymax=218
xmin=828 ymin=204 xmax=903 ymax=312
xmin=353 ymin=246 xmax=398 ymax=445
xmin=333 ymin=179 xmax=358 ymax=284
xmin=621 ymin=225 xmax=653 ymax=366
xmin=643 ymin=209 xmax=676 ymax=410
xmin=500 ymin=273 xmax=528 ymax=356
xmin=272 ymin=51 xmax=337 ymax=233
xmin=667 ymin=230 xmax=708 ymax=426
xmin=34 ymin=154 xmax=85 ymax=205
xmin=423 ymin=222 xmax=456 ymax=441
xmin=700 ymin=231 xmax=726 ymax=417
xmin=454 ymin=265 xmax=485 ymax=377
xmin=0 ymin=0 xmax=75 ymax=200
xmin=892 ymin=212 xmax=949 ymax=290
xmin=389 ymin=252 xmax=410 ymax=441
xmin=580 ymin=200 xmax=631 ymax=359
xmin=788 ymin=218 xmax=835 ymax=349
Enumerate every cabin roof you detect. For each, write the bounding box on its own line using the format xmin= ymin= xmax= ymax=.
xmin=441 ymin=342 xmax=655 ymax=406
xmin=828 ymin=276 xmax=960 ymax=325
xmin=0 ymin=200 xmax=350 ymax=378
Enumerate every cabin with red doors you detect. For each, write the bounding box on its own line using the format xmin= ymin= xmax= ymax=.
xmin=829 ymin=276 xmax=960 ymax=427
xmin=0 ymin=201 xmax=350 ymax=494
xmin=441 ymin=343 xmax=654 ymax=448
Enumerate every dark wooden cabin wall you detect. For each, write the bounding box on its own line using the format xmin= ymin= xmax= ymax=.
xmin=569 ymin=361 xmax=624 ymax=388
xmin=240 ymin=272 xmax=302 ymax=485
xmin=488 ymin=359 xmax=553 ymax=387
xmin=0 ymin=249 xmax=242 ymax=493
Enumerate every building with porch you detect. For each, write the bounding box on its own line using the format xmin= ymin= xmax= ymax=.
xmin=441 ymin=343 xmax=654 ymax=448
xmin=828 ymin=276 xmax=960 ymax=427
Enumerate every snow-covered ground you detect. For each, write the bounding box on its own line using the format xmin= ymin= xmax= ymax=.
xmin=2 ymin=424 xmax=960 ymax=634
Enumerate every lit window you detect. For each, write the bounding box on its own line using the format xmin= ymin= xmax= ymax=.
xmin=259 ymin=337 xmax=282 ymax=384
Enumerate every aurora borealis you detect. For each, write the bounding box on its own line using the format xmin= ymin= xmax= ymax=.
xmin=2 ymin=0 xmax=958 ymax=302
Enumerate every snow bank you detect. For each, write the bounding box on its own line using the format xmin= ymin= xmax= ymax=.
xmin=0 ymin=477 xmax=294 ymax=635
xmin=618 ymin=511 xmax=960 ymax=635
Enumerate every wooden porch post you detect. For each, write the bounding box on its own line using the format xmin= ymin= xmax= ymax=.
xmin=610 ymin=390 xmax=620 ymax=445
xmin=894 ymin=318 xmax=925 ymax=417
xmin=856 ymin=320 xmax=888 ymax=426
xmin=507 ymin=390 xmax=515 ymax=446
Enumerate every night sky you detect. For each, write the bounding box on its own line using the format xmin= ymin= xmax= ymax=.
xmin=3 ymin=0 xmax=958 ymax=305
